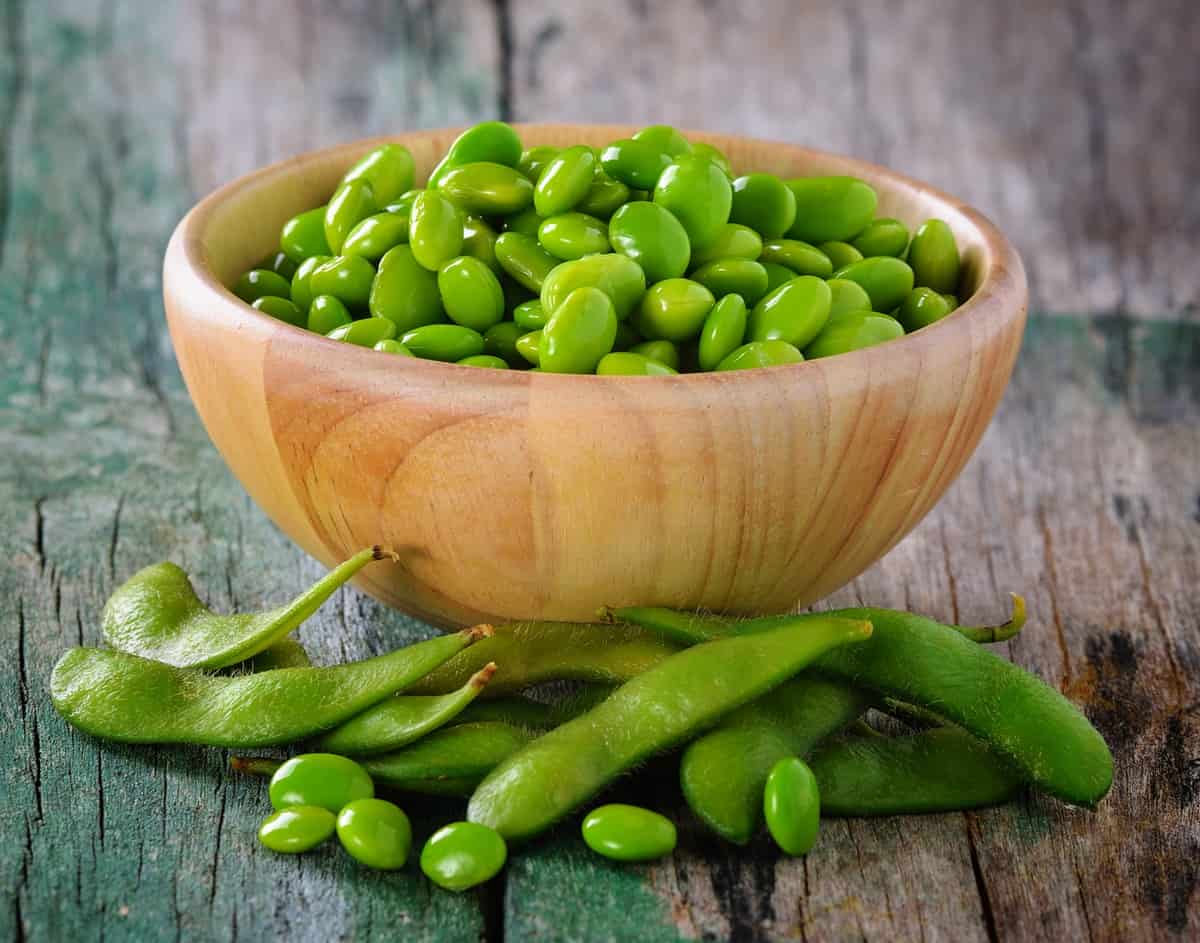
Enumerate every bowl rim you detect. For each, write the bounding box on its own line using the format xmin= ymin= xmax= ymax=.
xmin=168 ymin=123 xmax=1027 ymax=384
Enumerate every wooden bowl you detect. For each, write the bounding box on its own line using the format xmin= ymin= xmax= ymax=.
xmin=163 ymin=125 xmax=1026 ymax=629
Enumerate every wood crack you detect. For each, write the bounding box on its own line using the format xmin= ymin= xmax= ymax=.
xmin=1036 ymin=503 xmax=1074 ymax=684
xmin=964 ymin=814 xmax=999 ymax=943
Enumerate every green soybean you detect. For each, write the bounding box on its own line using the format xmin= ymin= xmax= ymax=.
xmin=466 ymin=616 xmax=871 ymax=841
xmin=716 ymin=340 xmax=804 ymax=371
xmin=595 ymin=352 xmax=678 ymax=376
xmin=540 ymin=253 xmax=646 ymax=321
xmin=690 ymin=259 xmax=769 ymax=306
xmin=461 ymin=214 xmax=500 ymax=271
xmin=495 ymin=232 xmax=560 ymax=293
xmin=50 ymin=626 xmax=491 ymax=746
xmin=504 ymin=206 xmax=545 ymax=237
xmin=309 ymin=255 xmax=377 ymax=308
xmin=539 ymin=212 xmax=610 ymax=260
xmin=409 ymin=190 xmax=464 ymax=271
xmin=437 ymin=256 xmax=505 ymax=331
xmin=458 ymin=354 xmax=508 ymax=369
xmin=512 ymin=298 xmax=547 ymax=331
xmin=729 ymin=173 xmax=797 ymax=238
xmin=290 ymin=255 xmax=331 ymax=312
xmin=324 ymin=180 xmax=378 ymax=254
xmin=374 ymin=339 xmax=414 ymax=356
xmin=826 ymin=278 xmax=873 ymax=318
xmin=817 ymin=241 xmax=864 ymax=270
xmin=534 ymin=145 xmax=597 ymax=217
xmin=541 ymin=287 xmax=618 ymax=374
xmin=439 ymin=161 xmax=534 ymax=215
xmin=600 ymin=138 xmax=672 ymax=190
xmin=763 ymin=758 xmax=821 ymax=855
xmin=369 ymin=245 xmax=444 ymax=331
xmin=400 ymin=324 xmax=484 ymax=362
xmin=102 ymin=547 xmax=389 ymax=669
xmin=421 ymin=822 xmax=508 ymax=891
xmin=831 ymin=256 xmax=914 ymax=313
xmin=635 ymin=278 xmax=715 ymax=342
xmin=688 ymin=223 xmax=763 ymax=268
xmin=810 ymin=727 xmax=1026 ymax=815
xmin=804 ymin=311 xmax=904 ymax=359
xmin=264 ymin=250 xmax=298 ymax=280
xmin=582 ymin=805 xmax=677 ymax=861
xmin=759 ymin=239 xmax=834 ymax=278
xmin=897 ymin=286 xmax=954 ymax=332
xmin=517 ymin=145 xmax=560 ymax=182
xmin=234 ymin=268 xmax=292 ymax=304
xmin=280 ymin=207 xmax=332 ymax=263
xmin=631 ymin=125 xmax=691 ymax=157
xmin=608 ymin=202 xmax=691 ymax=283
xmin=784 ymin=176 xmax=878 ymax=244
xmin=690 ymin=141 xmax=734 ymax=178
xmin=270 ymin=753 xmax=374 ymax=812
xmin=515 ymin=330 xmax=542 ymax=366
xmin=697 ymin=294 xmax=748 ymax=371
xmin=337 ymin=798 xmax=413 ymax=869
xmin=258 ymin=807 xmax=336 ymax=854
xmin=428 ymin=121 xmax=523 ymax=188
xmin=908 ymin=219 xmax=961 ymax=294
xmin=307 ymin=294 xmax=352 ymax=334
xmin=629 ymin=339 xmax=680 ymax=370
xmin=653 ymin=155 xmax=732 ymax=250
xmin=342 ymin=212 xmax=409 ymax=260
xmin=483 ymin=321 xmax=527 ymax=366
xmin=761 ymin=261 xmax=798 ymax=292
xmin=612 ymin=319 xmax=641 ymax=350
xmin=341 ymin=143 xmax=415 ymax=205
xmin=386 ymin=189 xmax=421 ymax=215
xmin=328 ymin=317 xmax=397 ymax=348
xmin=851 ymin=217 xmax=909 ymax=258
xmin=576 ymin=173 xmax=632 ymax=219
xmin=748 ymin=275 xmax=832 ymax=349
xmin=252 ymin=295 xmax=304 ymax=327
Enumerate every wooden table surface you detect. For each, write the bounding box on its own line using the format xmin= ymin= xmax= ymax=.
xmin=2 ymin=1 xmax=1197 ymax=940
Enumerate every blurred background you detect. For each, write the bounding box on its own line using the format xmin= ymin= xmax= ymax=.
xmin=3 ymin=0 xmax=1195 ymax=336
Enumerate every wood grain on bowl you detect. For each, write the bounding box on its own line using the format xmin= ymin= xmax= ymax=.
xmin=163 ymin=126 xmax=1026 ymax=627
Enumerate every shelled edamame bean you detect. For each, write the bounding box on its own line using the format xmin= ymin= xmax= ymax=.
xmin=232 ymin=123 xmax=971 ymax=373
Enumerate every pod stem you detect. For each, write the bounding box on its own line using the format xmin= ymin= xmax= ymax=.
xmin=954 ymin=593 xmax=1026 ymax=643
xmin=229 ymin=756 xmax=282 ymax=778
xmin=471 ymin=662 xmax=499 ymax=689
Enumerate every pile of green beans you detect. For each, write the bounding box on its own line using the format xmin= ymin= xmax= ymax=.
xmin=51 ymin=548 xmax=1112 ymax=893
xmin=233 ymin=122 xmax=966 ymax=373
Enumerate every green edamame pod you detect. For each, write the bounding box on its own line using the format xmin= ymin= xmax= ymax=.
xmin=361 ymin=722 xmax=536 ymax=793
xmin=369 ymin=245 xmax=444 ymax=331
xmin=688 ymin=223 xmax=763 ymax=268
xmin=438 ymin=161 xmax=535 ymax=215
xmin=690 ymin=259 xmax=769 ymax=306
xmin=290 ymin=255 xmax=331 ymax=312
xmin=810 ymin=727 xmax=1025 ymax=815
xmin=495 ymin=232 xmax=560 ymax=293
xmin=315 ymin=664 xmax=497 ymax=755
xmin=635 ymin=278 xmax=715 ymax=342
xmin=467 ymin=616 xmax=872 ymax=841
xmin=600 ymin=138 xmax=673 ymax=190
xmin=759 ymin=239 xmax=834 ymax=278
xmin=729 ymin=173 xmax=796 ymax=239
xmin=400 ymin=324 xmax=485 ymax=362
xmin=409 ymin=190 xmax=464 ymax=271
xmin=540 ymin=254 xmax=646 ymax=321
xmin=307 ymin=294 xmax=352 ymax=335
xmin=908 ymin=218 xmax=961 ymax=294
xmin=328 ymin=317 xmax=397 ymax=348
xmin=803 ymin=311 xmax=904 ymax=359
xmin=784 ymin=176 xmax=878 ymax=244
xmin=438 ymin=256 xmax=505 ymax=332
xmin=716 ymin=340 xmax=804 ymax=371
xmin=341 ymin=212 xmax=409 ymax=260
xmin=826 ymin=278 xmax=873 ymax=318
xmin=680 ymin=677 xmax=868 ymax=844
xmin=252 ymin=296 xmax=305 ymax=328
xmin=429 ymin=122 xmax=523 ymax=186
xmin=234 ymin=269 xmax=292 ymax=305
xmin=697 ymin=294 xmax=749 ymax=371
xmin=629 ymin=339 xmax=680 ymax=370
xmin=851 ymin=218 xmax=909 ymax=258
xmin=653 ymin=155 xmax=732 ymax=251
xmin=897 ymin=287 xmax=954 ymax=332
xmin=51 ymin=625 xmax=493 ymax=747
xmin=763 ymin=757 xmax=821 ymax=855
xmin=309 ymin=255 xmax=377 ymax=308
xmin=103 ymin=547 xmax=393 ymax=669
xmin=341 ymin=143 xmax=415 ymax=205
xmin=325 ymin=180 xmax=378 ymax=254
xmin=595 ymin=352 xmax=678 ymax=376
xmin=244 ymin=638 xmax=312 ymax=671
xmin=534 ymin=145 xmax=597 ymax=217
xmin=831 ymin=256 xmax=915 ymax=313
xmin=541 ymin=287 xmax=618 ymax=374
xmin=608 ymin=202 xmax=691 ymax=283
xmin=280 ymin=207 xmax=332 ymax=263
xmin=817 ymin=241 xmax=864 ymax=270
xmin=747 ymin=275 xmax=832 ymax=349
xmin=538 ymin=212 xmax=610 ymax=261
